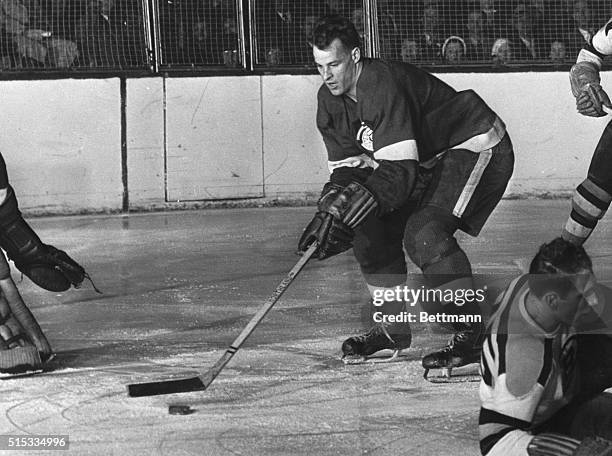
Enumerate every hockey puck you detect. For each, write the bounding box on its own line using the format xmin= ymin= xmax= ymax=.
xmin=168 ymin=404 xmax=194 ymax=415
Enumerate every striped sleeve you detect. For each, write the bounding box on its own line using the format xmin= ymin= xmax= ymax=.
xmin=479 ymin=276 xmax=552 ymax=455
xmin=562 ymin=178 xmax=612 ymax=245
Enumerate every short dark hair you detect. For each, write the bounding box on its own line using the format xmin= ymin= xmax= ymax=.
xmin=312 ymin=15 xmax=361 ymax=51
xmin=528 ymin=237 xmax=593 ymax=298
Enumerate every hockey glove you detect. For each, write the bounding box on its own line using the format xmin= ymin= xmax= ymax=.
xmin=570 ymin=60 xmax=612 ymax=117
xmin=0 ymin=187 xmax=97 ymax=293
xmin=528 ymin=433 xmax=612 ymax=456
xmin=298 ymin=182 xmax=377 ymax=260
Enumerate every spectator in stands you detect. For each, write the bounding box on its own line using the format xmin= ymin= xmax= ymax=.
xmin=0 ymin=0 xmax=78 ymax=68
xmin=221 ymin=15 xmax=238 ymax=66
xmin=549 ymin=39 xmax=567 ymax=63
xmin=350 ymin=7 xmax=364 ymax=42
xmin=255 ymin=0 xmax=299 ymax=65
xmin=295 ymin=12 xmax=319 ymax=65
xmin=400 ymin=37 xmax=418 ymax=63
xmin=491 ymin=37 xmax=512 ymax=64
xmin=509 ymin=2 xmax=545 ymax=60
xmin=75 ymin=0 xmax=143 ymax=68
xmin=479 ymin=0 xmax=508 ymax=40
xmin=442 ymin=35 xmax=466 ymax=64
xmin=416 ymin=0 xmax=444 ymax=63
xmin=377 ymin=0 xmax=399 ymax=60
xmin=464 ymin=9 xmax=492 ymax=61
xmin=265 ymin=46 xmax=281 ymax=66
xmin=563 ymin=0 xmax=597 ymax=58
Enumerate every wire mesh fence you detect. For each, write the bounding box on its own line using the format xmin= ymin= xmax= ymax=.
xmin=0 ymin=0 xmax=148 ymax=71
xmin=375 ymin=0 xmax=612 ymax=66
xmin=0 ymin=0 xmax=611 ymax=73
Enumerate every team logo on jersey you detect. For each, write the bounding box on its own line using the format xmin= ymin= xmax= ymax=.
xmin=356 ymin=123 xmax=374 ymax=152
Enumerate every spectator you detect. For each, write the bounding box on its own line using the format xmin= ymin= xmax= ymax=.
xmin=479 ymin=0 xmax=508 ymax=39
xmin=75 ymin=0 xmax=143 ymax=68
xmin=442 ymin=35 xmax=466 ymax=64
xmin=0 ymin=0 xmax=77 ymax=68
xmin=399 ymin=37 xmax=418 ymax=63
xmin=491 ymin=37 xmax=512 ymax=64
xmin=509 ymin=2 xmax=545 ymax=60
xmin=565 ymin=0 xmax=597 ymax=57
xmin=549 ymin=39 xmax=567 ymax=63
xmin=377 ymin=0 xmax=399 ymax=60
xmin=416 ymin=0 xmax=444 ymax=63
xmin=350 ymin=7 xmax=364 ymax=42
xmin=255 ymin=0 xmax=299 ymax=65
xmin=221 ymin=15 xmax=238 ymax=66
xmin=294 ymin=11 xmax=322 ymax=64
xmin=464 ymin=9 xmax=491 ymax=61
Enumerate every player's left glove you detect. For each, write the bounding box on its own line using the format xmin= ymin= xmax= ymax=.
xmin=570 ymin=58 xmax=612 ymax=117
xmin=298 ymin=182 xmax=377 ymax=260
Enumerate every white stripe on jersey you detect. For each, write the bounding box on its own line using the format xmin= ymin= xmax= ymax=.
xmin=453 ymin=149 xmax=492 ymax=218
xmin=374 ymin=139 xmax=419 ymax=161
xmin=327 ymin=154 xmax=379 ymax=173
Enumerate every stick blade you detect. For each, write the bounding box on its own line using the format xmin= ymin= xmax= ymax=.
xmin=127 ymin=376 xmax=206 ymax=397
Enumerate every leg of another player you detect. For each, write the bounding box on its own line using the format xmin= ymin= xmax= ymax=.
xmin=562 ymin=120 xmax=612 ymax=245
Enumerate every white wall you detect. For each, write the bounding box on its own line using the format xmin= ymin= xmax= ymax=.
xmin=0 ymin=71 xmax=609 ymax=213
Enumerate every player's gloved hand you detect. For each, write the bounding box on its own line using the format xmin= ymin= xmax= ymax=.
xmin=528 ymin=432 xmax=612 ymax=456
xmin=575 ymin=85 xmax=612 ymax=117
xmin=12 ymin=243 xmax=89 ymax=292
xmin=298 ymin=181 xmax=377 ymax=260
xmin=570 ymin=61 xmax=612 ymax=117
xmin=298 ymin=211 xmax=354 ymax=260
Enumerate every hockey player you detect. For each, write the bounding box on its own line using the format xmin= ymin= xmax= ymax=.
xmin=297 ymin=15 xmax=514 ymax=374
xmin=0 ymin=153 xmax=92 ymax=375
xmin=479 ymin=238 xmax=612 ymax=455
xmin=564 ymin=19 xmax=612 ymax=245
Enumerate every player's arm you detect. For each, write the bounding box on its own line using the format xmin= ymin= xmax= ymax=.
xmin=298 ymin=93 xmax=378 ymax=259
xmin=479 ymin=334 xmax=547 ymax=455
xmin=359 ymin=74 xmax=420 ymax=214
xmin=570 ymin=20 xmax=612 ymax=117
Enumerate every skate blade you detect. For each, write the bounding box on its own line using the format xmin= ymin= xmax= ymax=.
xmin=423 ymin=364 xmax=481 ymax=383
xmin=342 ymin=349 xmax=405 ymax=365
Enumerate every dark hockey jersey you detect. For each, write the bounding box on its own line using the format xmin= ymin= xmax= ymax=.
xmin=316 ymin=58 xmax=506 ymax=174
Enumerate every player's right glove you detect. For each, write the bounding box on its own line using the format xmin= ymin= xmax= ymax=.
xmin=570 ymin=57 xmax=612 ymax=117
xmin=528 ymin=433 xmax=612 ymax=456
xmin=0 ymin=187 xmax=97 ymax=293
xmin=298 ymin=181 xmax=377 ymax=260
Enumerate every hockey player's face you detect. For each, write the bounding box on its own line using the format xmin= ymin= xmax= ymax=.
xmin=313 ymin=39 xmax=360 ymax=97
xmin=556 ymin=272 xmax=597 ymax=324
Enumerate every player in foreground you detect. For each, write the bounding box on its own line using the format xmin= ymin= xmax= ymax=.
xmin=0 ymin=153 xmax=92 ymax=376
xmin=564 ymin=19 xmax=612 ymax=245
xmin=297 ymin=15 xmax=514 ymax=376
xmin=479 ymin=238 xmax=612 ymax=455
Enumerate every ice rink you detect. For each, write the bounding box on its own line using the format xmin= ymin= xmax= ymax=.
xmin=1 ymin=200 xmax=611 ymax=455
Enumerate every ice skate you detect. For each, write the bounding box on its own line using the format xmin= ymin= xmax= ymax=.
xmin=422 ymin=326 xmax=482 ymax=382
xmin=341 ymin=322 xmax=412 ymax=364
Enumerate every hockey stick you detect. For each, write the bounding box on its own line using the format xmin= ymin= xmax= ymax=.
xmin=127 ymin=242 xmax=318 ymax=397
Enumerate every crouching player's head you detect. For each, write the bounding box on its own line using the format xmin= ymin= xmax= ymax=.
xmin=528 ymin=237 xmax=596 ymax=326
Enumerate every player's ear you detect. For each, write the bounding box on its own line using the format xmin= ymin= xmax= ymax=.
xmin=351 ymin=46 xmax=361 ymax=63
